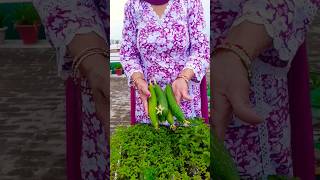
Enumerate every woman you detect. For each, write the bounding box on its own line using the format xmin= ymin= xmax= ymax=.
xmin=120 ymin=0 xmax=209 ymax=124
xmin=211 ymin=0 xmax=319 ymax=179
xmin=33 ymin=1 xmax=109 ymax=179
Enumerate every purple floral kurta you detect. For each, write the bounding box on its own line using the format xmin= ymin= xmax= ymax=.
xmin=120 ymin=0 xmax=210 ymax=123
xmin=33 ymin=0 xmax=109 ymax=179
xmin=211 ymin=0 xmax=318 ymax=178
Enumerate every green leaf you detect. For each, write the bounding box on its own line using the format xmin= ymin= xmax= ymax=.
xmin=111 ymin=118 xmax=210 ymax=179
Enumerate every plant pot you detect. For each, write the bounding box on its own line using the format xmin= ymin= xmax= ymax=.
xmin=0 ymin=26 xmax=7 ymax=44
xmin=115 ymin=68 xmax=123 ymax=76
xmin=15 ymin=23 xmax=39 ymax=44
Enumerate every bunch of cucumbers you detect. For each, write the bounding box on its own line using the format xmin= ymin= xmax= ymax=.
xmin=148 ymin=79 xmax=190 ymax=130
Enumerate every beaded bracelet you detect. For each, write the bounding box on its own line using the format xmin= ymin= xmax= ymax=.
xmin=215 ymin=42 xmax=252 ymax=79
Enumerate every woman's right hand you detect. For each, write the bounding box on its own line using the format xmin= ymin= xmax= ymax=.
xmin=68 ymin=32 xmax=109 ymax=140
xmin=133 ymin=75 xmax=151 ymax=115
xmin=212 ymin=49 xmax=263 ymax=140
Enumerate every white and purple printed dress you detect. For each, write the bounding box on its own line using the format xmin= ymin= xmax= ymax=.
xmin=211 ymin=0 xmax=319 ymax=178
xmin=120 ymin=0 xmax=210 ymax=123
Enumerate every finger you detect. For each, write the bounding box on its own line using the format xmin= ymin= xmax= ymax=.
xmin=213 ymin=91 xmax=232 ymax=140
xmin=102 ymin=83 xmax=109 ymax=102
xmin=227 ymin=76 xmax=263 ymax=124
xmin=140 ymin=94 xmax=149 ymax=115
xmin=174 ymin=89 xmax=182 ymax=104
xmin=92 ymin=90 xmax=108 ymax=127
xmin=182 ymin=89 xmax=192 ymax=101
xmin=140 ymin=84 xmax=150 ymax=97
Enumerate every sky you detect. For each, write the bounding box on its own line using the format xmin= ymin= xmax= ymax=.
xmin=110 ymin=0 xmax=210 ymax=41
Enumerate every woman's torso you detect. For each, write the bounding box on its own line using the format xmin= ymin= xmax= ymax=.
xmin=131 ymin=0 xmax=191 ymax=83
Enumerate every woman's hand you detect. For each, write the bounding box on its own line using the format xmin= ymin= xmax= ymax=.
xmin=80 ymin=54 xmax=109 ymax=125
xmin=172 ymin=78 xmax=192 ymax=104
xmin=172 ymin=69 xmax=194 ymax=104
xmin=212 ymin=50 xmax=262 ymax=140
xmin=133 ymin=76 xmax=150 ymax=115
xmin=212 ymin=21 xmax=272 ymax=140
xmin=68 ymin=32 xmax=109 ymax=139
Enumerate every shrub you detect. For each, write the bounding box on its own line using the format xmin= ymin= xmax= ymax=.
xmin=111 ymin=118 xmax=210 ymax=179
xmin=12 ymin=3 xmax=40 ymax=25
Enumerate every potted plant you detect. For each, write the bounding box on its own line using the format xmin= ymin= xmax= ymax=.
xmin=12 ymin=4 xmax=41 ymax=44
xmin=114 ymin=63 xmax=123 ymax=76
xmin=0 ymin=12 xmax=8 ymax=44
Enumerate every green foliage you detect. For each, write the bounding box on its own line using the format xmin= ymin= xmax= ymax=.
xmin=0 ymin=12 xmax=7 ymax=28
xmin=311 ymin=88 xmax=320 ymax=108
xmin=310 ymin=72 xmax=320 ymax=90
xmin=114 ymin=63 xmax=123 ymax=69
xmin=12 ymin=3 xmax=40 ymax=25
xmin=111 ymin=118 xmax=210 ymax=179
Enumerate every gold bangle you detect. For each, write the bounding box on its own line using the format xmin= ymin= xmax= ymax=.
xmin=131 ymin=74 xmax=145 ymax=87
xmin=72 ymin=47 xmax=105 ymax=70
xmin=71 ymin=48 xmax=108 ymax=80
xmin=215 ymin=43 xmax=252 ymax=78
xmin=177 ymin=74 xmax=189 ymax=84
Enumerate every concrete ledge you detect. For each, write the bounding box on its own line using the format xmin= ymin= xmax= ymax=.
xmin=0 ymin=40 xmax=52 ymax=49
xmin=110 ymin=74 xmax=126 ymax=78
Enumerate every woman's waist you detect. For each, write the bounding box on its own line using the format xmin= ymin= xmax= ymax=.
xmin=143 ymin=67 xmax=182 ymax=85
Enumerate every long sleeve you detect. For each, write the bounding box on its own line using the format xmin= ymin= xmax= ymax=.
xmin=232 ymin=0 xmax=319 ymax=63
xmin=119 ymin=0 xmax=143 ymax=84
xmin=184 ymin=0 xmax=210 ymax=83
xmin=33 ymin=0 xmax=107 ymax=78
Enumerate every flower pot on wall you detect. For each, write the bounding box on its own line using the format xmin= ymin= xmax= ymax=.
xmin=0 ymin=26 xmax=7 ymax=44
xmin=115 ymin=68 xmax=123 ymax=76
xmin=15 ymin=23 xmax=39 ymax=44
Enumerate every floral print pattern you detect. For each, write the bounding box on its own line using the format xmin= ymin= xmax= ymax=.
xmin=33 ymin=1 xmax=109 ymax=179
xmin=120 ymin=0 xmax=210 ymax=123
xmin=211 ymin=0 xmax=318 ymax=178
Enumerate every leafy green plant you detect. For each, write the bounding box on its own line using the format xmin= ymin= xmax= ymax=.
xmin=311 ymin=88 xmax=320 ymax=108
xmin=111 ymin=118 xmax=210 ymax=179
xmin=0 ymin=12 xmax=7 ymax=28
xmin=12 ymin=3 xmax=40 ymax=25
xmin=114 ymin=63 xmax=122 ymax=70
xmin=310 ymin=72 xmax=320 ymax=90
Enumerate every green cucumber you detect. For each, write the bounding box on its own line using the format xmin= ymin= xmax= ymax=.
xmin=164 ymin=84 xmax=189 ymax=125
xmin=211 ymin=132 xmax=240 ymax=180
xmin=154 ymin=83 xmax=169 ymax=118
xmin=166 ymin=109 xmax=176 ymax=130
xmin=158 ymin=113 xmax=166 ymax=122
xmin=148 ymin=83 xmax=159 ymax=130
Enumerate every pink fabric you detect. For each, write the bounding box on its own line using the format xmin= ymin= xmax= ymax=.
xmin=130 ymin=86 xmax=136 ymax=125
xmin=65 ymin=78 xmax=82 ymax=180
xmin=200 ymin=77 xmax=209 ymax=123
xmin=143 ymin=0 xmax=169 ymax=5
xmin=288 ymin=42 xmax=315 ymax=180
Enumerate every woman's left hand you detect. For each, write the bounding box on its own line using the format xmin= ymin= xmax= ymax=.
xmin=172 ymin=77 xmax=192 ymax=104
